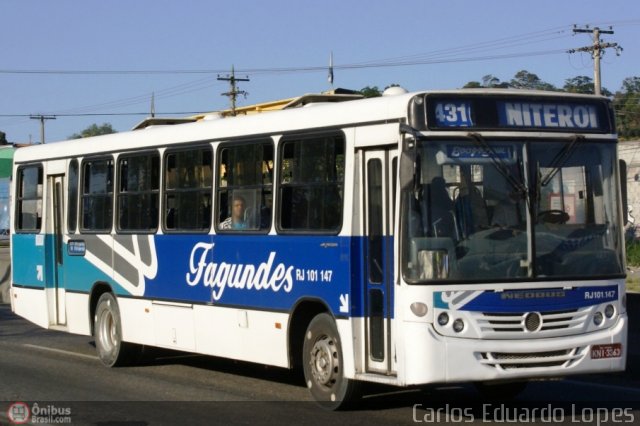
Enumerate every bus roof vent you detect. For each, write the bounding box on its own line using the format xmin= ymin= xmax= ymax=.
xmin=383 ymin=86 xmax=408 ymax=96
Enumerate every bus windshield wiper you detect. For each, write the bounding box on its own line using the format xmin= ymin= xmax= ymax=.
xmin=467 ymin=133 xmax=528 ymax=198
xmin=540 ymin=135 xmax=584 ymax=187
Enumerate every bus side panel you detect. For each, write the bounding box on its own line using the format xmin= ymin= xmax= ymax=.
xmin=12 ymin=234 xmax=46 ymax=289
xmin=10 ymin=287 xmax=49 ymax=329
xmin=11 ymin=233 xmax=49 ymax=328
xmin=193 ymin=305 xmax=290 ymax=367
xmin=118 ymin=297 xmax=155 ymax=345
xmin=65 ymin=292 xmax=92 ymax=335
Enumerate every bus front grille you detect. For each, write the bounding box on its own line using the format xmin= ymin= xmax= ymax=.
xmin=476 ymin=309 xmax=587 ymax=337
xmin=478 ymin=347 xmax=586 ymax=370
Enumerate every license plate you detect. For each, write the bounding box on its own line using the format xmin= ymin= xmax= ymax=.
xmin=590 ymin=343 xmax=622 ymax=359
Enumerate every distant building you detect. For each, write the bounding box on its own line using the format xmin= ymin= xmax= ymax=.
xmin=0 ymin=146 xmax=14 ymax=240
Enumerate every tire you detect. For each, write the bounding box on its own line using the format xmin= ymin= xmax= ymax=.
xmin=302 ymin=313 xmax=360 ymax=410
xmin=94 ymin=292 xmax=141 ymax=367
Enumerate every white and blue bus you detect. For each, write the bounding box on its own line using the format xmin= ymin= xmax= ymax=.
xmin=11 ymin=88 xmax=627 ymax=408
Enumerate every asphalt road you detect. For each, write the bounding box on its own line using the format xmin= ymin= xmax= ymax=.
xmin=0 ymin=300 xmax=639 ymax=426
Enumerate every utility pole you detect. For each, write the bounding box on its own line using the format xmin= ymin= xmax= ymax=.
xmin=217 ymin=65 xmax=249 ymax=116
xmin=30 ymin=115 xmax=56 ymax=144
xmin=569 ymin=25 xmax=622 ymax=96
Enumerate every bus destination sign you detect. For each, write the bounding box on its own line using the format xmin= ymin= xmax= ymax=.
xmin=498 ymin=102 xmax=598 ymax=130
xmin=422 ymin=94 xmax=612 ymax=133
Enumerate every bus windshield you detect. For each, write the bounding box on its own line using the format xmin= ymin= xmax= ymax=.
xmin=401 ymin=138 xmax=624 ymax=282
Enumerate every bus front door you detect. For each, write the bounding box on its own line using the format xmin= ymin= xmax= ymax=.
xmin=46 ymin=172 xmax=66 ymax=326
xmin=363 ymin=149 xmax=396 ymax=374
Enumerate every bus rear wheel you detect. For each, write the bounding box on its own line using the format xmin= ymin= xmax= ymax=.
xmin=302 ymin=313 xmax=359 ymax=410
xmin=94 ymin=292 xmax=141 ymax=367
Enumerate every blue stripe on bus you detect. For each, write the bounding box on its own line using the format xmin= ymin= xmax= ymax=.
xmin=12 ymin=233 xmax=391 ymax=318
xmin=149 ymin=234 xmax=353 ymax=315
xmin=434 ymin=285 xmax=618 ymax=312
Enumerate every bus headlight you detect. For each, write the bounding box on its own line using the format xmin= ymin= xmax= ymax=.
xmin=453 ymin=319 xmax=465 ymax=333
xmin=604 ymin=304 xmax=615 ymax=319
xmin=437 ymin=312 xmax=449 ymax=326
xmin=593 ymin=311 xmax=604 ymax=326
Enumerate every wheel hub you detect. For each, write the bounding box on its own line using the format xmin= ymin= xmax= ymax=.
xmin=310 ymin=336 xmax=339 ymax=387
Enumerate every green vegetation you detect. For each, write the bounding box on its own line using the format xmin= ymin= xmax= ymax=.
xmin=69 ymin=123 xmax=116 ymax=139
xmin=463 ymin=71 xmax=640 ymax=139
xmin=626 ymin=239 xmax=640 ymax=292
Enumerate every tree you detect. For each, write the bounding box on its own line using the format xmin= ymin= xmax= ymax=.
xmin=510 ymin=70 xmax=556 ymax=91
xmin=69 ymin=123 xmax=116 ymax=139
xmin=462 ymin=74 xmax=508 ymax=89
xmin=563 ymin=76 xmax=595 ymax=94
xmin=463 ymin=81 xmax=483 ymax=89
xmin=482 ymin=74 xmax=510 ymax=88
xmin=563 ymin=76 xmax=612 ymax=96
xmin=0 ymin=131 xmax=7 ymax=145
xmin=358 ymin=86 xmax=382 ymax=98
xmin=614 ymin=76 xmax=640 ymax=139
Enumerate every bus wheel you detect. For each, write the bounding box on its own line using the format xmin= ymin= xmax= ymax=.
xmin=302 ymin=313 xmax=359 ymax=410
xmin=94 ymin=292 xmax=140 ymax=367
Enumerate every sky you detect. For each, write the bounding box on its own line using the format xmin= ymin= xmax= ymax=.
xmin=1 ymin=0 xmax=639 ymax=144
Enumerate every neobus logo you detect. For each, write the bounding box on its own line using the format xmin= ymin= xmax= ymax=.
xmin=186 ymin=242 xmax=295 ymax=301
xmin=501 ymin=290 xmax=566 ymax=300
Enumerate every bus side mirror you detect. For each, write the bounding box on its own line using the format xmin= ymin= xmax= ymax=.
xmin=400 ymin=150 xmax=415 ymax=191
xmin=399 ymin=133 xmax=420 ymax=191
xmin=620 ymin=159 xmax=628 ymax=225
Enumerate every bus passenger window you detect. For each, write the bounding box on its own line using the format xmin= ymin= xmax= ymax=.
xmin=278 ymin=134 xmax=344 ymax=233
xmin=16 ymin=165 xmax=43 ymax=232
xmin=118 ymin=153 xmax=160 ymax=232
xmin=216 ymin=140 xmax=273 ymax=232
xmin=68 ymin=160 xmax=79 ymax=234
xmin=81 ymin=158 xmax=114 ymax=232
xmin=163 ymin=148 xmax=212 ymax=232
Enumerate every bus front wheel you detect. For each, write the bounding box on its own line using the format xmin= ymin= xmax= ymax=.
xmin=94 ymin=292 xmax=141 ymax=367
xmin=302 ymin=313 xmax=359 ymax=410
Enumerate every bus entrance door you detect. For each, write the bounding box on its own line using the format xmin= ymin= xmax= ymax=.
xmin=45 ymin=169 xmax=66 ymax=326
xmin=363 ymin=148 xmax=396 ymax=375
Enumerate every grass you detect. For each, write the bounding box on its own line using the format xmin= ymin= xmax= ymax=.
xmin=627 ymin=276 xmax=640 ymax=293
xmin=626 ymin=239 xmax=640 ymax=292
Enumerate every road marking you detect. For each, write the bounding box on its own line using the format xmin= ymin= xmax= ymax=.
xmin=22 ymin=344 xmax=97 ymax=360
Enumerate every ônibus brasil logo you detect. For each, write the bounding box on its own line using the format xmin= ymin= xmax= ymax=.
xmin=7 ymin=402 xmax=30 ymax=424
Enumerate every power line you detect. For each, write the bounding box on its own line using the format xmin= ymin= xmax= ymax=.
xmin=0 ymin=48 xmax=570 ymax=77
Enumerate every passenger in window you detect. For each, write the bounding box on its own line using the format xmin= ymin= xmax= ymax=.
xmin=220 ymin=195 xmax=247 ymax=230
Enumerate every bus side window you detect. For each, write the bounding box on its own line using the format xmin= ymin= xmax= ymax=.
xmin=68 ymin=160 xmax=79 ymax=234
xmin=278 ymin=134 xmax=345 ymax=233
xmin=163 ymin=148 xmax=212 ymax=232
xmin=16 ymin=165 xmax=43 ymax=232
xmin=117 ymin=153 xmax=160 ymax=232
xmin=216 ymin=140 xmax=273 ymax=232
xmin=81 ymin=158 xmax=114 ymax=233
